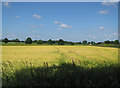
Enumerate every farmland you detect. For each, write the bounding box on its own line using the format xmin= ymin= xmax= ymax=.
xmin=2 ymin=46 xmax=120 ymax=87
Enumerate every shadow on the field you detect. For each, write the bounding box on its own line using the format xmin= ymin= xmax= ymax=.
xmin=2 ymin=62 xmax=120 ymax=87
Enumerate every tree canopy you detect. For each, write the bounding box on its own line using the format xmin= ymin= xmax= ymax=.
xmin=2 ymin=37 xmax=120 ymax=45
xmin=25 ymin=37 xmax=32 ymax=44
xmin=3 ymin=38 xmax=9 ymax=43
xmin=58 ymin=39 xmax=64 ymax=45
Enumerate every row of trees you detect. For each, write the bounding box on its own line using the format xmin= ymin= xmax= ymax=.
xmin=2 ymin=37 xmax=66 ymax=45
xmin=1 ymin=37 xmax=120 ymax=45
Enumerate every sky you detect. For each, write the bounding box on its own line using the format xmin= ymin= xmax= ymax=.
xmin=2 ymin=2 xmax=118 ymax=42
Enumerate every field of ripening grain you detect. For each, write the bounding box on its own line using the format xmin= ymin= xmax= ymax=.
xmin=2 ymin=46 xmax=119 ymax=87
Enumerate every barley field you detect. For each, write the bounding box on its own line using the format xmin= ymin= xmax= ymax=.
xmin=2 ymin=46 xmax=120 ymax=87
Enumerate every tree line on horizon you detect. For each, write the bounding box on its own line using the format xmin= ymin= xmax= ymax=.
xmin=1 ymin=37 xmax=120 ymax=45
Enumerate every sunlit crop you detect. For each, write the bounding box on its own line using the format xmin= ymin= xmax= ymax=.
xmin=2 ymin=46 xmax=119 ymax=87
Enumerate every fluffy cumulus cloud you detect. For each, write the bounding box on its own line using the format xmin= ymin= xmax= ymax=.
xmin=3 ymin=2 xmax=9 ymax=7
xmin=33 ymin=14 xmax=42 ymax=19
xmin=98 ymin=10 xmax=109 ymax=14
xmin=99 ymin=26 xmax=104 ymax=30
xmin=59 ymin=24 xmax=72 ymax=29
xmin=54 ymin=21 xmax=72 ymax=30
xmin=16 ymin=16 xmax=20 ymax=18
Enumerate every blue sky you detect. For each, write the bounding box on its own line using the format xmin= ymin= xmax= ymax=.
xmin=2 ymin=2 xmax=118 ymax=42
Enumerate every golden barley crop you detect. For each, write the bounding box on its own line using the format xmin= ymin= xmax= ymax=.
xmin=2 ymin=46 xmax=118 ymax=68
xmin=2 ymin=45 xmax=119 ymax=87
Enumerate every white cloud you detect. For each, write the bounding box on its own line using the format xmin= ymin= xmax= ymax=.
xmin=88 ymin=35 xmax=92 ymax=37
xmin=88 ymin=35 xmax=96 ymax=39
xmin=59 ymin=24 xmax=72 ymax=29
xmin=102 ymin=1 xmax=116 ymax=6
xmin=32 ymin=35 xmax=40 ymax=39
xmin=33 ymin=14 xmax=42 ymax=19
xmin=3 ymin=2 xmax=10 ymax=7
xmin=54 ymin=21 xmax=72 ymax=30
xmin=105 ymin=33 xmax=118 ymax=39
xmin=108 ymin=35 xmax=112 ymax=38
xmin=113 ymin=32 xmax=117 ymax=36
xmin=16 ymin=16 xmax=20 ymax=18
xmin=54 ymin=21 xmax=61 ymax=24
xmin=98 ymin=10 xmax=109 ymax=14
xmin=99 ymin=26 xmax=104 ymax=30
xmin=101 ymin=1 xmax=117 ymax=8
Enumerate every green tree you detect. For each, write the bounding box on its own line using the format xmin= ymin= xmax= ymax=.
xmin=4 ymin=38 xmax=9 ymax=43
xmin=82 ymin=40 xmax=87 ymax=45
xmin=114 ymin=40 xmax=119 ymax=44
xmin=37 ymin=40 xmax=42 ymax=44
xmin=70 ymin=42 xmax=74 ymax=45
xmin=58 ymin=39 xmax=64 ymax=45
xmin=25 ymin=37 xmax=32 ymax=44
xmin=14 ymin=38 xmax=20 ymax=43
xmin=110 ymin=41 xmax=114 ymax=44
xmin=11 ymin=39 xmax=15 ymax=42
xmin=91 ymin=41 xmax=96 ymax=45
xmin=47 ymin=39 xmax=53 ymax=45
xmin=33 ymin=40 xmax=37 ymax=43
xmin=104 ymin=40 xmax=110 ymax=44
xmin=78 ymin=41 xmax=81 ymax=44
xmin=87 ymin=42 xmax=91 ymax=45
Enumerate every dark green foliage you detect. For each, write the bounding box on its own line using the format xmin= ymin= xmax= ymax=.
xmin=2 ymin=62 xmax=120 ymax=87
xmin=110 ymin=41 xmax=114 ymax=44
xmin=47 ymin=39 xmax=53 ymax=45
xmin=82 ymin=40 xmax=87 ymax=44
xmin=91 ymin=41 xmax=96 ymax=45
xmin=104 ymin=40 xmax=119 ymax=44
xmin=87 ymin=42 xmax=91 ymax=44
xmin=42 ymin=41 xmax=47 ymax=43
xmin=77 ymin=41 xmax=82 ymax=44
xmin=70 ymin=42 xmax=74 ymax=45
xmin=97 ymin=42 xmax=103 ymax=45
xmin=58 ymin=39 xmax=64 ymax=45
xmin=3 ymin=38 xmax=9 ymax=43
xmin=2 ymin=37 xmax=120 ymax=46
xmin=25 ymin=37 xmax=32 ymax=44
xmin=37 ymin=40 xmax=42 ymax=44
xmin=104 ymin=40 xmax=110 ymax=44
xmin=14 ymin=38 xmax=20 ymax=43
xmin=114 ymin=40 xmax=119 ymax=44
xmin=33 ymin=40 xmax=37 ymax=43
